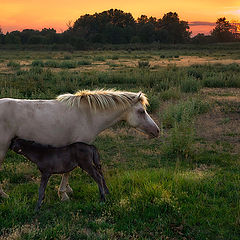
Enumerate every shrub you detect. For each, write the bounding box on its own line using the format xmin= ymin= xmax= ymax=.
xmin=162 ymin=121 xmax=195 ymax=159
xmin=93 ymin=56 xmax=106 ymax=61
xmin=60 ymin=61 xmax=77 ymax=68
xmin=187 ymin=69 xmax=203 ymax=79
xmin=44 ymin=60 xmax=60 ymax=68
xmin=77 ymin=60 xmax=92 ymax=66
xmin=111 ymin=55 xmax=119 ymax=60
xmin=180 ymin=77 xmax=201 ymax=93
xmin=162 ymin=98 xmax=210 ymax=128
xmin=32 ymin=60 xmax=44 ymax=67
xmin=159 ymin=88 xmax=181 ymax=101
xmin=7 ymin=61 xmax=20 ymax=69
xmin=64 ymin=55 xmax=72 ymax=60
xmin=138 ymin=60 xmax=150 ymax=69
xmin=147 ymin=94 xmax=160 ymax=113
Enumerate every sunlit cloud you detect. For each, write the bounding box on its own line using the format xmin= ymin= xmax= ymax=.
xmin=189 ymin=21 xmax=215 ymax=26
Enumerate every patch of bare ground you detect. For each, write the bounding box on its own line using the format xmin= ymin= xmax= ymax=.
xmin=151 ymin=56 xmax=240 ymax=67
xmin=104 ymin=56 xmax=240 ymax=69
xmin=196 ymin=88 xmax=240 ymax=153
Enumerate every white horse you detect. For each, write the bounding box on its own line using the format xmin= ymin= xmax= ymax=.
xmin=0 ymin=89 xmax=159 ymax=200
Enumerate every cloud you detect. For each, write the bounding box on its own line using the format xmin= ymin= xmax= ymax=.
xmin=189 ymin=21 xmax=215 ymax=26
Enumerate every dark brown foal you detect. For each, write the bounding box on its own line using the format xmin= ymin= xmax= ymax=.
xmin=9 ymin=137 xmax=109 ymax=211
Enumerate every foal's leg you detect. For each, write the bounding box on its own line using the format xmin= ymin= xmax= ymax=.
xmin=92 ymin=149 xmax=109 ymax=195
xmin=94 ymin=165 xmax=109 ymax=195
xmin=35 ymin=173 xmax=51 ymax=211
xmin=58 ymin=172 xmax=71 ymax=201
xmin=81 ymin=164 xmax=105 ymax=201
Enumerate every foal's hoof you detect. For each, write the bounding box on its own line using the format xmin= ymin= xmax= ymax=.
xmin=59 ymin=192 xmax=70 ymax=201
xmin=0 ymin=191 xmax=9 ymax=199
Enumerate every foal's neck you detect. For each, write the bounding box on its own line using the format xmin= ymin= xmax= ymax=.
xmin=21 ymin=144 xmax=42 ymax=164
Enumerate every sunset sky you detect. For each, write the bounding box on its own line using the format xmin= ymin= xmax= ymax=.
xmin=1 ymin=0 xmax=239 ymax=36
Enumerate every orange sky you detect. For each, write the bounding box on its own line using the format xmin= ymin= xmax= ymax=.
xmin=1 ymin=0 xmax=239 ymax=35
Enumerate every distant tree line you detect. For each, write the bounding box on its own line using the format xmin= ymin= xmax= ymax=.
xmin=0 ymin=9 xmax=239 ymax=49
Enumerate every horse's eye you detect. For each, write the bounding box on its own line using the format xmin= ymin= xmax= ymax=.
xmin=138 ymin=109 xmax=145 ymax=114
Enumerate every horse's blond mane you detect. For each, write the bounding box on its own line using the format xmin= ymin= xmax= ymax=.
xmin=56 ymin=89 xmax=149 ymax=111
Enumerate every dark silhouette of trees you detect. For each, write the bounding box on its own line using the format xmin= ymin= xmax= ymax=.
xmin=0 ymin=10 xmax=238 ymax=47
xmin=211 ymin=17 xmax=237 ymax=42
xmin=72 ymin=9 xmax=135 ymax=44
xmin=70 ymin=9 xmax=191 ymax=44
xmin=160 ymin=12 xmax=191 ymax=43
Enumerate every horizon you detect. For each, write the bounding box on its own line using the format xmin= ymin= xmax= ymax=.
xmin=1 ymin=1 xmax=239 ymax=36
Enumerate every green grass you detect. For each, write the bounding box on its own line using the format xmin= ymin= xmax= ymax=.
xmin=0 ymin=134 xmax=239 ymax=239
xmin=161 ymin=98 xmax=210 ymax=128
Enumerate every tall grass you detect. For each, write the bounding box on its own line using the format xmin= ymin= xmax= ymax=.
xmin=162 ymin=98 xmax=210 ymax=128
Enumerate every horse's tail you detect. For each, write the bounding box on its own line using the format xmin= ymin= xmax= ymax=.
xmin=92 ymin=146 xmax=102 ymax=173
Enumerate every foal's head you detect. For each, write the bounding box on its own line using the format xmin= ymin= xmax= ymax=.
xmin=9 ymin=137 xmax=26 ymax=154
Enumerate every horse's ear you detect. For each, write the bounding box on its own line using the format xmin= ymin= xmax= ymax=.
xmin=137 ymin=92 xmax=142 ymax=99
xmin=132 ymin=92 xmax=142 ymax=105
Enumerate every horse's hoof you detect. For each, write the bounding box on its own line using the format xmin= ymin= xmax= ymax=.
xmin=66 ymin=185 xmax=73 ymax=194
xmin=60 ymin=192 xmax=70 ymax=201
xmin=0 ymin=191 xmax=9 ymax=198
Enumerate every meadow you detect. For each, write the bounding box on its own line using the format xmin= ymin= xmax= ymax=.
xmin=0 ymin=46 xmax=240 ymax=239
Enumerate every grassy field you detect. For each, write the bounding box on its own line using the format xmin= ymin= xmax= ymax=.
xmin=0 ymin=48 xmax=240 ymax=239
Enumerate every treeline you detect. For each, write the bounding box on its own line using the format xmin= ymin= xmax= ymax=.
xmin=0 ymin=9 xmax=239 ymax=49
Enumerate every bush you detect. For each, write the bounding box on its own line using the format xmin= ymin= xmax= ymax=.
xmin=159 ymin=88 xmax=181 ymax=101
xmin=7 ymin=61 xmax=20 ymax=69
xmin=77 ymin=60 xmax=92 ymax=66
xmin=162 ymin=98 xmax=210 ymax=128
xmin=93 ymin=56 xmax=106 ymax=61
xmin=147 ymin=94 xmax=160 ymax=113
xmin=60 ymin=61 xmax=77 ymax=68
xmin=162 ymin=121 xmax=195 ymax=159
xmin=187 ymin=69 xmax=203 ymax=79
xmin=44 ymin=60 xmax=60 ymax=68
xmin=180 ymin=77 xmax=201 ymax=93
xmin=32 ymin=60 xmax=44 ymax=67
xmin=138 ymin=60 xmax=150 ymax=69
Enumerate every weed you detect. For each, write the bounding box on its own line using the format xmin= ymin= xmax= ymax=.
xmin=138 ymin=60 xmax=150 ymax=69
xmin=180 ymin=77 xmax=201 ymax=93
xmin=159 ymin=88 xmax=181 ymax=101
xmin=77 ymin=60 xmax=92 ymax=66
xmin=162 ymin=98 xmax=210 ymax=128
xmin=31 ymin=60 xmax=44 ymax=67
xmin=162 ymin=121 xmax=195 ymax=159
xmin=7 ymin=61 xmax=20 ymax=69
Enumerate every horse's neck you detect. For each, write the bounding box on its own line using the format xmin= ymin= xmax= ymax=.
xmin=90 ymin=108 xmax=126 ymax=136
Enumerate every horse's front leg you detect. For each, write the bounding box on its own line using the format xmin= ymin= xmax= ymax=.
xmin=58 ymin=172 xmax=72 ymax=201
xmin=0 ymin=146 xmax=10 ymax=198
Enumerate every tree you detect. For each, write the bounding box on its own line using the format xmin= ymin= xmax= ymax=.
xmin=137 ymin=15 xmax=156 ymax=43
xmin=159 ymin=12 xmax=191 ymax=43
xmin=72 ymin=9 xmax=135 ymax=44
xmin=211 ymin=17 xmax=236 ymax=42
